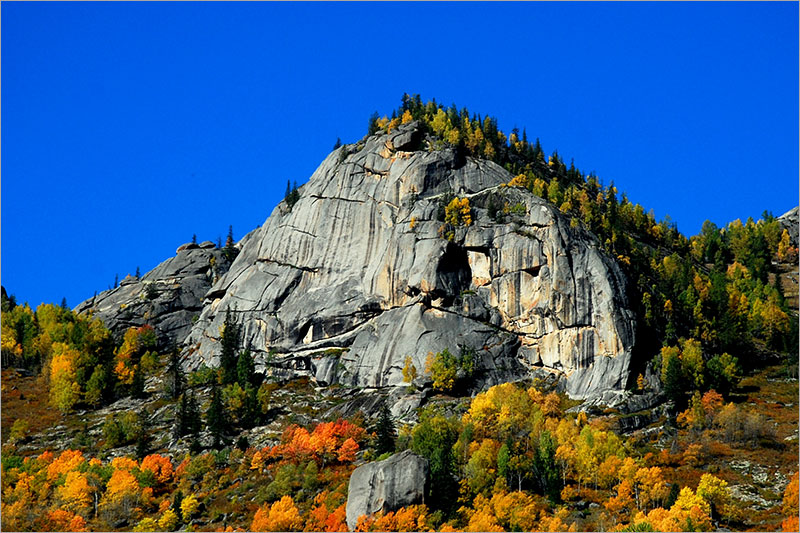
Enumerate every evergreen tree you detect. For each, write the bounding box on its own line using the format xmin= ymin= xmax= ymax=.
xmin=186 ymin=390 xmax=201 ymax=435
xmin=207 ymin=381 xmax=225 ymax=449
xmin=375 ymin=401 xmax=396 ymax=455
xmin=60 ymin=297 xmax=68 ymax=309
xmin=131 ymin=363 xmax=145 ymax=399
xmin=220 ymin=309 xmax=240 ymax=385
xmin=177 ymin=390 xmax=201 ymax=438
xmin=333 ymin=137 xmax=342 ymax=150
xmin=236 ymin=347 xmax=255 ymax=388
xmin=242 ymin=385 xmax=259 ymax=429
xmin=191 ymin=233 xmax=197 ymax=244
xmin=134 ymin=410 xmax=149 ymax=459
xmin=663 ymin=353 xmax=683 ymax=405
xmin=285 ymin=180 xmax=301 ymax=211
xmin=171 ymin=491 xmax=184 ymax=523
xmin=165 ymin=351 xmax=184 ymax=400
xmin=367 ymin=111 xmax=380 ymax=135
xmin=176 ymin=393 xmax=188 ymax=438
xmin=223 ymin=225 xmax=238 ymax=262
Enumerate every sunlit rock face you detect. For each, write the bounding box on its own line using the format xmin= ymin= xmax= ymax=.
xmin=183 ymin=121 xmax=635 ymax=400
xmin=76 ymin=242 xmax=231 ymax=350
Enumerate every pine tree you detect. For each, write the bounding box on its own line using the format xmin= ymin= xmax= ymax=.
xmin=242 ymin=385 xmax=259 ymax=429
xmin=191 ymin=233 xmax=197 ymax=245
xmin=165 ymin=351 xmax=184 ymax=400
xmin=171 ymin=491 xmax=184 ymax=524
xmin=368 ymin=112 xmax=380 ymax=135
xmin=237 ymin=347 xmax=255 ymax=388
xmin=207 ymin=381 xmax=225 ymax=449
xmin=131 ymin=364 xmax=145 ymax=399
xmin=134 ymin=410 xmax=149 ymax=459
xmin=333 ymin=137 xmax=342 ymax=150
xmin=176 ymin=393 xmax=188 ymax=437
xmin=375 ymin=402 xmax=396 ymax=456
xmin=177 ymin=391 xmax=201 ymax=437
xmin=224 ymin=225 xmax=238 ymax=262
xmin=285 ymin=180 xmax=301 ymax=211
xmin=186 ymin=390 xmax=201 ymax=435
xmin=220 ymin=309 xmax=240 ymax=385
xmin=60 ymin=297 xmax=68 ymax=309
xmin=663 ymin=353 xmax=683 ymax=405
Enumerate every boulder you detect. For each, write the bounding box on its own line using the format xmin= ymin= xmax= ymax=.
xmin=183 ymin=122 xmax=636 ymax=400
xmin=345 ymin=450 xmax=428 ymax=530
xmin=176 ymin=242 xmax=200 ymax=253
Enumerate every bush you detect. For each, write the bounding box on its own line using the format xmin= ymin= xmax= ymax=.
xmin=188 ymin=364 xmax=217 ymax=387
xmin=102 ymin=412 xmax=142 ymax=448
xmin=425 ymin=345 xmax=478 ymax=393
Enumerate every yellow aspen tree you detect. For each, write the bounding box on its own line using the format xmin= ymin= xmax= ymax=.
xmin=49 ymin=343 xmax=81 ymax=412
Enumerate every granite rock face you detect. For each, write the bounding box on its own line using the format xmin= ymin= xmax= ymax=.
xmin=76 ymin=247 xmax=231 ymax=349
xmin=182 ymin=121 xmax=636 ymax=400
xmin=345 ymin=450 xmax=428 ymax=530
xmin=778 ymin=206 xmax=799 ymax=247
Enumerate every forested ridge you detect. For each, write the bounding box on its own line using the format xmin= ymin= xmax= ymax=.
xmin=1 ymin=95 xmax=797 ymax=532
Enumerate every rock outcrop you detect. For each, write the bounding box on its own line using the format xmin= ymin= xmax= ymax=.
xmin=345 ymin=450 xmax=428 ymax=530
xmin=76 ymin=245 xmax=231 ymax=349
xmin=778 ymin=206 xmax=799 ymax=247
xmin=183 ymin=121 xmax=636 ymax=400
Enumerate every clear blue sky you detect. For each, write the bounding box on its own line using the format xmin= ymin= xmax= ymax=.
xmin=3 ymin=1 xmax=798 ymax=309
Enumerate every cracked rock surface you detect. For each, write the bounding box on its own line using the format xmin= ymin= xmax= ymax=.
xmin=345 ymin=449 xmax=428 ymax=530
xmin=182 ymin=121 xmax=636 ymax=400
xmin=76 ymin=243 xmax=231 ymax=350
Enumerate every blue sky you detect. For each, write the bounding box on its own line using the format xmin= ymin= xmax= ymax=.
xmin=2 ymin=1 xmax=798 ymax=308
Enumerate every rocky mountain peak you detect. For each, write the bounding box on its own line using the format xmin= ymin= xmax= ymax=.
xmin=181 ymin=121 xmax=636 ymax=401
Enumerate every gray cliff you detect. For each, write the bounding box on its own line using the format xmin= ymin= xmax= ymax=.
xmin=182 ymin=122 xmax=636 ymax=400
xmin=76 ymin=242 xmax=231 ymax=349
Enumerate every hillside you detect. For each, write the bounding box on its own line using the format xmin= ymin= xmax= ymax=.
xmin=1 ymin=95 xmax=798 ymax=532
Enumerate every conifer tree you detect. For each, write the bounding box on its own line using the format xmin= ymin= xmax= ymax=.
xmin=177 ymin=390 xmax=201 ymax=437
xmin=134 ymin=410 xmax=150 ymax=459
xmin=237 ymin=347 xmax=255 ymax=388
xmin=367 ymin=112 xmax=380 ymax=135
xmin=285 ymin=180 xmax=301 ymax=211
xmin=375 ymin=402 xmax=396 ymax=456
xmin=242 ymin=385 xmax=259 ymax=429
xmin=186 ymin=390 xmax=201 ymax=435
xmin=131 ymin=364 xmax=145 ymax=399
xmin=165 ymin=351 xmax=184 ymax=400
xmin=220 ymin=309 xmax=240 ymax=385
xmin=176 ymin=393 xmax=188 ymax=438
xmin=207 ymin=381 xmax=225 ymax=449
xmin=663 ymin=353 xmax=683 ymax=405
xmin=224 ymin=225 xmax=238 ymax=262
